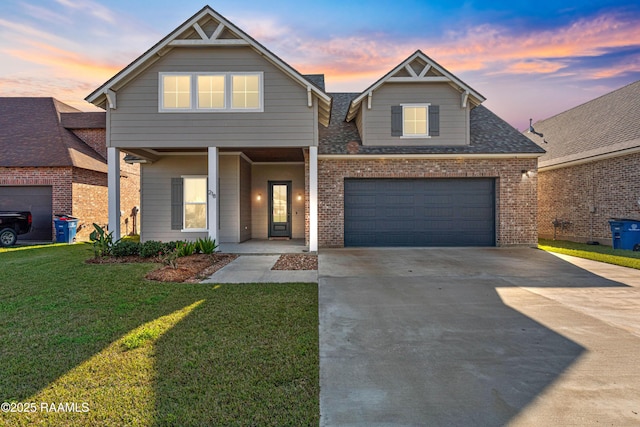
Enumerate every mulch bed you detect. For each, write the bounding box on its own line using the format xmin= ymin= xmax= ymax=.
xmin=272 ymin=254 xmax=318 ymax=270
xmin=87 ymin=253 xmax=238 ymax=283
xmin=87 ymin=252 xmax=317 ymax=282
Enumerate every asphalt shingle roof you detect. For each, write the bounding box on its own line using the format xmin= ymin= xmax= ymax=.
xmin=526 ymin=80 xmax=640 ymax=167
xmin=0 ymin=97 xmax=107 ymax=172
xmin=319 ymin=93 xmax=545 ymax=155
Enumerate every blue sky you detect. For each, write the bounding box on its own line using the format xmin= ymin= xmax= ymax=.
xmin=1 ymin=0 xmax=638 ymax=130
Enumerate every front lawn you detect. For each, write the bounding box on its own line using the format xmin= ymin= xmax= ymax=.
xmin=539 ymin=238 xmax=640 ymax=270
xmin=0 ymin=244 xmax=318 ymax=426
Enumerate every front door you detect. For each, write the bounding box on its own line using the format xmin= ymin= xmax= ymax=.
xmin=268 ymin=181 xmax=291 ymax=238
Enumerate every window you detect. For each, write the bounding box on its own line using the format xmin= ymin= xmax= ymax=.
xmin=162 ymin=74 xmax=191 ymax=109
xmin=160 ymin=72 xmax=263 ymax=112
xmin=403 ymin=105 xmax=428 ymax=136
xmin=391 ymin=104 xmax=439 ymax=138
xmin=183 ymin=176 xmax=207 ymax=230
xmin=197 ymin=75 xmax=225 ymax=109
xmin=232 ymin=74 xmax=261 ymax=109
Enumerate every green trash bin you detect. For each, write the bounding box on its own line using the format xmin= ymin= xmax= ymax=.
xmin=54 ymin=216 xmax=78 ymax=244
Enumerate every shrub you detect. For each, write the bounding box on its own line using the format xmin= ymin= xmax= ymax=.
xmin=112 ymin=240 xmax=141 ymax=257
xmin=140 ymin=240 xmax=167 ymax=258
xmin=175 ymin=241 xmax=196 ymax=257
xmin=195 ymin=236 xmax=218 ymax=254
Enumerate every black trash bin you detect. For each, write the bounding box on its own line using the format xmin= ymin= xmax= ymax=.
xmin=609 ymin=219 xmax=640 ymax=251
xmin=54 ymin=216 xmax=79 ymax=244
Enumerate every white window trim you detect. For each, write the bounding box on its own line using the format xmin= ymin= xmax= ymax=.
xmin=401 ymin=103 xmax=431 ymax=139
xmin=159 ymin=72 xmax=193 ymax=111
xmin=159 ymin=72 xmax=264 ymax=113
xmin=182 ymin=175 xmax=208 ymax=232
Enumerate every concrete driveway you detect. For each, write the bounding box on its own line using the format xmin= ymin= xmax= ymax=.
xmin=318 ymin=247 xmax=640 ymax=426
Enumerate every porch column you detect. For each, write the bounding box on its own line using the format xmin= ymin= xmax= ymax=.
xmin=107 ymin=147 xmax=121 ymax=238
xmin=208 ymin=147 xmax=219 ymax=243
xmin=309 ymin=146 xmax=318 ymax=252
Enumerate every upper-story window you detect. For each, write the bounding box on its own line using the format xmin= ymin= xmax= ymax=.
xmin=391 ymin=103 xmax=440 ymax=138
xmin=160 ymin=72 xmax=263 ymax=112
xmin=403 ymin=105 xmax=428 ymax=137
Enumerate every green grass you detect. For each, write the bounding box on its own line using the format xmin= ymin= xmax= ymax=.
xmin=539 ymin=239 xmax=640 ymax=270
xmin=0 ymin=244 xmax=318 ymax=426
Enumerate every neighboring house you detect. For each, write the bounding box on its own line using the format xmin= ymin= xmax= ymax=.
xmin=525 ymin=81 xmax=640 ymax=244
xmin=86 ymin=6 xmax=544 ymax=250
xmin=0 ymin=97 xmax=140 ymax=241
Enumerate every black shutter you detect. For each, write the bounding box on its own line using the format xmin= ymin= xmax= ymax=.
xmin=171 ymin=178 xmax=183 ymax=230
xmin=391 ymin=105 xmax=403 ymax=136
xmin=429 ymin=105 xmax=440 ymax=136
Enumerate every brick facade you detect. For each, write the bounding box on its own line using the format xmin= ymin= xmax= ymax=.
xmin=0 ymin=129 xmax=140 ymax=241
xmin=0 ymin=166 xmax=73 ymax=219
xmin=70 ymin=129 xmax=107 ymax=159
xmin=538 ymin=152 xmax=640 ymax=243
xmin=317 ymin=157 xmax=539 ymax=247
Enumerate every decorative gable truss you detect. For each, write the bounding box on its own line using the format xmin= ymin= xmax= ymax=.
xmin=86 ymin=6 xmax=331 ymax=126
xmin=346 ymin=50 xmax=485 ymax=122
xmin=169 ymin=14 xmax=248 ymax=46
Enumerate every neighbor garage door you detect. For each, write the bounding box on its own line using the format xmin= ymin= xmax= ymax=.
xmin=0 ymin=186 xmax=52 ymax=241
xmin=344 ymin=178 xmax=495 ymax=247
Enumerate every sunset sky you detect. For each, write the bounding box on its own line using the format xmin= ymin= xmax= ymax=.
xmin=1 ymin=0 xmax=639 ymax=130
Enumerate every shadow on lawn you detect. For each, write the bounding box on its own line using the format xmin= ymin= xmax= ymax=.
xmin=0 ymin=244 xmax=318 ymax=426
xmin=152 ymin=284 xmax=319 ymax=426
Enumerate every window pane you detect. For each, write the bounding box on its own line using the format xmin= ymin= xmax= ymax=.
xmin=197 ymin=75 xmax=225 ymax=109
xmin=404 ymin=106 xmax=428 ymax=135
xmin=184 ymin=177 xmax=207 ymax=203
xmin=272 ymin=184 xmax=287 ymax=223
xmin=163 ymin=75 xmax=191 ymax=109
xmin=185 ymin=204 xmax=207 ymax=229
xmin=232 ymin=74 xmax=260 ymax=109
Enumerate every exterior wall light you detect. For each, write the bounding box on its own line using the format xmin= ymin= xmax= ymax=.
xmin=256 ymin=193 xmax=262 ymax=201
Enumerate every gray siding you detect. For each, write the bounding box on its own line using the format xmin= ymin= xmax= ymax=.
xmin=251 ymin=164 xmax=305 ymax=239
xmin=219 ymin=155 xmax=239 ymax=243
xmin=110 ymin=47 xmax=316 ymax=148
xmin=141 ymin=155 xmax=208 ymax=242
xmin=364 ymin=83 xmax=469 ymax=146
xmin=239 ymin=156 xmax=252 ymax=242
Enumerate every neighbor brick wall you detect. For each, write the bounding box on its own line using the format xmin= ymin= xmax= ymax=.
xmin=72 ymin=168 xmax=108 ymax=240
xmin=538 ymin=152 xmax=640 ymax=244
xmin=317 ymin=157 xmax=539 ymax=247
xmin=119 ymin=155 xmax=141 ymax=237
xmin=71 ymin=129 xmax=107 ymax=159
xmin=0 ymin=166 xmax=73 ymax=240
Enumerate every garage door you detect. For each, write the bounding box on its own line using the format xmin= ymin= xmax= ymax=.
xmin=0 ymin=186 xmax=52 ymax=241
xmin=344 ymin=178 xmax=495 ymax=247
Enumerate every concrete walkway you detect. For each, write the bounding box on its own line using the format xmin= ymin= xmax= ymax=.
xmin=201 ymin=255 xmax=317 ymax=283
xmin=319 ymin=247 xmax=640 ymax=426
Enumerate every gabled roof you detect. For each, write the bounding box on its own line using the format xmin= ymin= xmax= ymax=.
xmin=321 ymin=93 xmax=545 ymax=156
xmin=0 ymin=97 xmax=107 ymax=172
xmin=526 ymin=80 xmax=640 ymax=168
xmin=86 ymin=5 xmax=332 ymax=126
xmin=346 ymin=50 xmax=486 ymax=122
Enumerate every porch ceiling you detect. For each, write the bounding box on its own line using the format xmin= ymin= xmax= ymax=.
xmin=122 ymin=147 xmax=305 ymax=163
xmin=220 ymin=147 xmax=304 ymax=162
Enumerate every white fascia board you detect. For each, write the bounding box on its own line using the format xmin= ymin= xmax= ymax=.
xmin=539 ymin=145 xmax=640 ymax=172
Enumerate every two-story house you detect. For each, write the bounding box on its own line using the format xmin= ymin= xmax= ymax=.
xmin=87 ymin=5 xmax=544 ymax=250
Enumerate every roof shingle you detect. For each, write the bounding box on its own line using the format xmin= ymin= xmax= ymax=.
xmin=0 ymin=97 xmax=107 ymax=172
xmin=526 ymin=80 xmax=640 ymax=167
xmin=319 ymin=94 xmax=545 ymax=155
